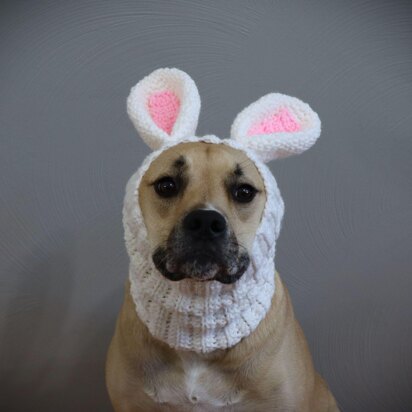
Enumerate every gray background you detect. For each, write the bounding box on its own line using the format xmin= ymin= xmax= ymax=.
xmin=1 ymin=1 xmax=411 ymax=411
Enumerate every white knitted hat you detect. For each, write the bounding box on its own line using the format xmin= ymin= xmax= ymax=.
xmin=123 ymin=68 xmax=321 ymax=353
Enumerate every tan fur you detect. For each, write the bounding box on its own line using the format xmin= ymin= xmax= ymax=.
xmin=106 ymin=142 xmax=339 ymax=411
xmin=137 ymin=142 xmax=266 ymax=254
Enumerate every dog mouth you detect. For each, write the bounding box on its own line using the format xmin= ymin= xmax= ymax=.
xmin=152 ymin=238 xmax=250 ymax=284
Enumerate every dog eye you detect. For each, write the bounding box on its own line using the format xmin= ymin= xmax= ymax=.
xmin=232 ymin=184 xmax=257 ymax=203
xmin=154 ymin=177 xmax=179 ymax=198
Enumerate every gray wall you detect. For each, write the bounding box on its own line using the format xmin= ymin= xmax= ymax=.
xmin=1 ymin=1 xmax=411 ymax=411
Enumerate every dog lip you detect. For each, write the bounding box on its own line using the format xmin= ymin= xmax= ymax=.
xmin=166 ymin=260 xmax=178 ymax=273
xmin=157 ymin=264 xmax=186 ymax=282
xmin=153 ymin=244 xmax=250 ymax=283
xmin=182 ymin=251 xmax=218 ymax=263
xmin=152 ymin=247 xmax=216 ymax=282
xmin=152 ymin=247 xmax=186 ymax=281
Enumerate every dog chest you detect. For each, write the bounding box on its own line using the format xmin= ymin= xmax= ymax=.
xmin=144 ymin=352 xmax=246 ymax=410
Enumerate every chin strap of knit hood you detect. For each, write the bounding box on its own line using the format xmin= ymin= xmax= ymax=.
xmin=123 ymin=68 xmax=321 ymax=353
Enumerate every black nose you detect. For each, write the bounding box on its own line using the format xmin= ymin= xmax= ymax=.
xmin=182 ymin=209 xmax=227 ymax=240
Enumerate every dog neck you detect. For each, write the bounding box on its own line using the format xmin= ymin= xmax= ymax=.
xmin=123 ymin=136 xmax=284 ymax=353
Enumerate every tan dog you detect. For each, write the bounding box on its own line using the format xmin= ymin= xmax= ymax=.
xmin=105 ymin=68 xmax=339 ymax=411
xmin=106 ymin=142 xmax=339 ymax=411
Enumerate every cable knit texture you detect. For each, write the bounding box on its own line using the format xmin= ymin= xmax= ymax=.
xmin=123 ymin=68 xmax=321 ymax=353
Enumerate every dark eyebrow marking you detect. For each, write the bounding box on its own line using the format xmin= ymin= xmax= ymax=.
xmin=147 ymin=155 xmax=187 ymax=186
xmin=233 ymin=163 xmax=243 ymax=177
xmin=173 ymin=155 xmax=186 ymax=170
xmin=224 ymin=162 xmax=262 ymax=195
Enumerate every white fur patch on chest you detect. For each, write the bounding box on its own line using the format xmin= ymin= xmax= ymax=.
xmin=181 ymin=354 xmax=223 ymax=407
xmin=144 ymin=352 xmax=246 ymax=411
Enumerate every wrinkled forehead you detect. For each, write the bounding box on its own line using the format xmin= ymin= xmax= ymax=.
xmin=140 ymin=141 xmax=265 ymax=188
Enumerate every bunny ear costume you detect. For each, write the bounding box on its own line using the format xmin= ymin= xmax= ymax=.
xmin=123 ymin=68 xmax=321 ymax=353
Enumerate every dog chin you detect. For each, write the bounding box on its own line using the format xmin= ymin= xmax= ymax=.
xmin=152 ymin=247 xmax=250 ymax=284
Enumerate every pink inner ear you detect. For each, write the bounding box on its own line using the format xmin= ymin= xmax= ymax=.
xmin=247 ymin=108 xmax=301 ymax=136
xmin=148 ymin=91 xmax=180 ymax=134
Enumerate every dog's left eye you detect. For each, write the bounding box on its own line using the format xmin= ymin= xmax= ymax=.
xmin=154 ymin=177 xmax=179 ymax=198
xmin=232 ymin=184 xmax=257 ymax=203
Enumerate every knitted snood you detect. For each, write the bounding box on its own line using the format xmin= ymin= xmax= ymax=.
xmin=123 ymin=67 xmax=321 ymax=353
xmin=123 ymin=135 xmax=285 ymax=353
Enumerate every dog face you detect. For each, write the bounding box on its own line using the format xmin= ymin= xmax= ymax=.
xmin=139 ymin=141 xmax=266 ymax=284
xmin=127 ymin=67 xmax=321 ymax=284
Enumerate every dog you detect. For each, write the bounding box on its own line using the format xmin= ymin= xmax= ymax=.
xmin=105 ymin=68 xmax=339 ymax=411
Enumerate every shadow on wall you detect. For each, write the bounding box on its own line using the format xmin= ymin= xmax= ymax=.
xmin=0 ymin=232 xmax=116 ymax=412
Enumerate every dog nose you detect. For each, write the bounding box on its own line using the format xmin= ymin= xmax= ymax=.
xmin=182 ymin=209 xmax=227 ymax=240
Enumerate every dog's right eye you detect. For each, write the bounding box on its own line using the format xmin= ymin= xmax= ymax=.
xmin=154 ymin=176 xmax=179 ymax=198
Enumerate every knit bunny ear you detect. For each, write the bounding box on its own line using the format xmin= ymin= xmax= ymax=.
xmin=230 ymin=93 xmax=321 ymax=163
xmin=127 ymin=68 xmax=201 ymax=150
